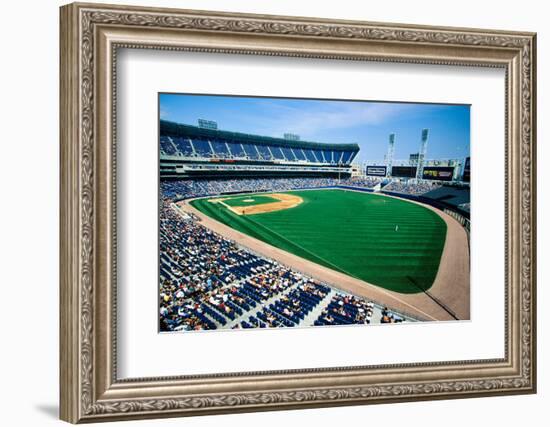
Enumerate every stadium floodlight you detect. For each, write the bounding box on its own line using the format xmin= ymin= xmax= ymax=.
xmin=386 ymin=133 xmax=395 ymax=177
xmin=416 ymin=128 xmax=429 ymax=180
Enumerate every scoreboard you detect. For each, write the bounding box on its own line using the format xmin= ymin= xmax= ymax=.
xmin=422 ymin=166 xmax=454 ymax=181
xmin=366 ymin=165 xmax=387 ymax=177
xmin=391 ymin=166 xmax=417 ymax=178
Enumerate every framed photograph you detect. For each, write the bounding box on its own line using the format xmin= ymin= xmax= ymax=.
xmin=159 ymin=94 xmax=470 ymax=327
xmin=60 ymin=2 xmax=537 ymax=423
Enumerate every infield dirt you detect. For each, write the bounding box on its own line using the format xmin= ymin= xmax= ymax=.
xmin=210 ymin=193 xmax=303 ymax=215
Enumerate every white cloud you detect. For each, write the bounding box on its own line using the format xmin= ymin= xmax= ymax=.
xmin=244 ymin=101 xmax=412 ymax=140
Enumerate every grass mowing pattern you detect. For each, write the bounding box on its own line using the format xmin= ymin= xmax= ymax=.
xmin=191 ymin=189 xmax=446 ymax=294
xmin=222 ymin=195 xmax=278 ymax=207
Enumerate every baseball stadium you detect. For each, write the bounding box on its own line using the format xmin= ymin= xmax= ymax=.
xmin=159 ymin=98 xmax=471 ymax=333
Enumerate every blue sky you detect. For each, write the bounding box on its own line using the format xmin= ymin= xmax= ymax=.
xmin=159 ymin=93 xmax=470 ymax=162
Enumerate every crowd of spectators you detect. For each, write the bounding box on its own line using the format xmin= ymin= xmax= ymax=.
xmin=159 ymin=202 xmax=275 ymax=331
xmin=242 ymin=281 xmax=331 ymax=328
xmin=382 ymin=180 xmax=441 ymax=195
xmin=161 ymin=176 xmax=385 ymax=201
xmin=342 ymin=176 xmax=382 ymax=188
xmin=315 ymin=294 xmax=375 ymax=326
xmin=161 ymin=177 xmax=336 ymax=200
xmin=380 ymin=306 xmax=405 ymax=324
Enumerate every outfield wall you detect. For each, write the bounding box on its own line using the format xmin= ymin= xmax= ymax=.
xmin=335 ymin=185 xmax=375 ymax=193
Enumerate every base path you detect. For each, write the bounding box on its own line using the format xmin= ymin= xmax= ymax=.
xmin=209 ymin=193 xmax=303 ymax=215
xmin=178 ymin=189 xmax=470 ymax=322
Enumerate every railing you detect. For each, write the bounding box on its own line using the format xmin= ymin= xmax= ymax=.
xmin=160 ymin=153 xmax=352 ymax=167
xmin=176 ymin=163 xmax=351 ymax=173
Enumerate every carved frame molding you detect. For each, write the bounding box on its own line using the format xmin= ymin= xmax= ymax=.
xmin=60 ymin=2 xmax=536 ymax=423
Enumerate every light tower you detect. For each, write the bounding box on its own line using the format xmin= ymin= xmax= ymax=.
xmin=386 ymin=133 xmax=395 ymax=177
xmin=416 ymin=128 xmax=429 ymax=180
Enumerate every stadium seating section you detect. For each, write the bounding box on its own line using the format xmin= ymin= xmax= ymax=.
xmin=382 ymin=180 xmax=442 ymax=195
xmin=422 ymin=185 xmax=470 ymax=208
xmin=160 ymin=120 xmax=359 ymax=165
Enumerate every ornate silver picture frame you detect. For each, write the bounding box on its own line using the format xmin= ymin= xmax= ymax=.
xmin=60 ymin=2 xmax=536 ymax=423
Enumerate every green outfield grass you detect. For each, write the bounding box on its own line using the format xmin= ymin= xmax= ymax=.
xmin=222 ymin=194 xmax=278 ymax=207
xmin=191 ymin=189 xmax=447 ymax=294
